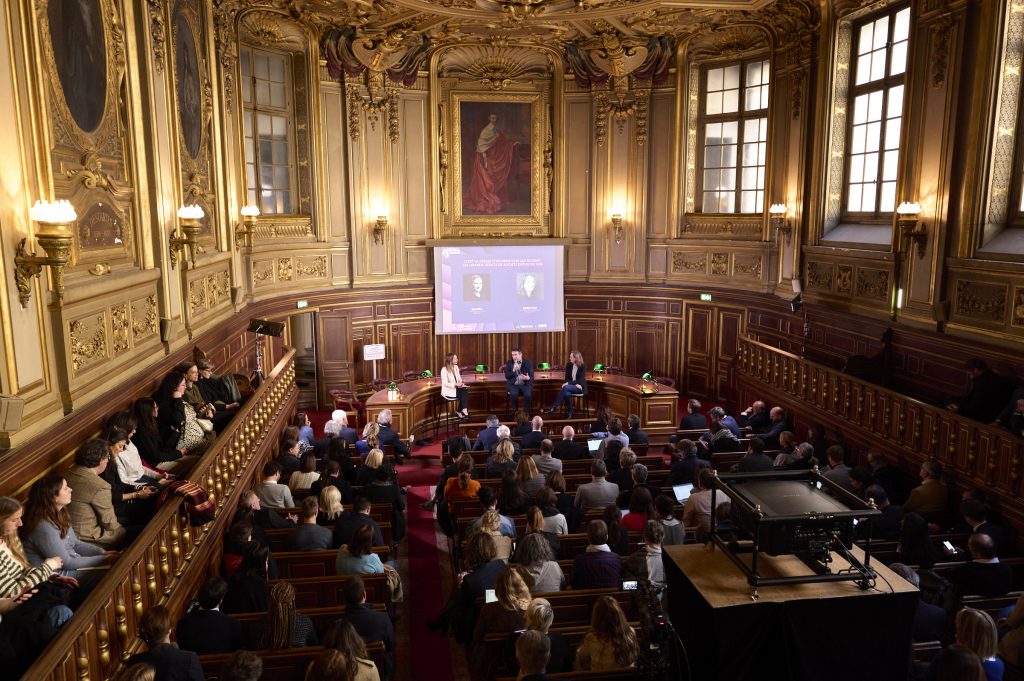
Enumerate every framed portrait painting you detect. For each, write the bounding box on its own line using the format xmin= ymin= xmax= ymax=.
xmin=450 ymin=92 xmax=546 ymax=231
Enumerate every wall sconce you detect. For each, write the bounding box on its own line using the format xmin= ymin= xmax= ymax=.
xmin=236 ymin=204 xmax=259 ymax=250
xmin=169 ymin=204 xmax=204 ymax=268
xmin=373 ymin=215 xmax=388 ymax=245
xmin=15 ymin=200 xmax=77 ymax=307
xmin=769 ymin=203 xmax=792 ymax=242
xmin=610 ymin=213 xmax=624 ymax=244
xmin=895 ymin=202 xmax=927 ymax=259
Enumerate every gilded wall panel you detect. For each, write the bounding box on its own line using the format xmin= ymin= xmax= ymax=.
xmin=806 ymin=261 xmax=834 ymax=291
xmin=855 ymin=268 xmax=890 ymax=301
xmin=671 ymin=252 xmax=707 ymax=275
xmin=954 ymin=280 xmax=1007 ymax=322
xmin=111 ymin=304 xmax=130 ymax=354
xmin=680 ymin=216 xmax=761 ymax=240
xmin=295 ymin=256 xmax=328 ymax=280
xmin=252 ymin=260 xmax=275 ymax=288
xmin=130 ymin=296 xmax=159 ymax=344
xmin=733 ymin=255 xmax=763 ymax=279
xmin=69 ymin=312 xmax=109 ymax=378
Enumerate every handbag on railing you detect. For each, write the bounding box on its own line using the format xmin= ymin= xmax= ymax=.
xmin=156 ymin=479 xmax=215 ymax=525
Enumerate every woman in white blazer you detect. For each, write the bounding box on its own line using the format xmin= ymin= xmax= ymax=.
xmin=441 ymin=353 xmax=470 ymax=419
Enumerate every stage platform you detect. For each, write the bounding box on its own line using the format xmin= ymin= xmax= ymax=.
xmin=664 ymin=544 xmax=918 ymax=681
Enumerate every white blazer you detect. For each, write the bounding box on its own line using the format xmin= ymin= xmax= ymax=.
xmin=441 ymin=365 xmax=462 ymax=398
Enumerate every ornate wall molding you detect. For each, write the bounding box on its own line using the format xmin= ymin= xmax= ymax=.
xmin=856 ymin=268 xmax=890 ymax=301
xmin=680 ymin=216 xmax=762 ymax=239
xmin=146 ymin=0 xmax=167 ymax=73
xmin=69 ymin=312 xmax=109 ymax=377
xmin=955 ymin=280 xmax=1008 ymax=322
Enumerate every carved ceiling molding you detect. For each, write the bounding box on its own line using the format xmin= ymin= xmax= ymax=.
xmin=146 ymin=0 xmax=167 ymax=73
xmin=686 ymin=25 xmax=769 ymax=62
xmin=438 ymin=45 xmax=553 ymax=89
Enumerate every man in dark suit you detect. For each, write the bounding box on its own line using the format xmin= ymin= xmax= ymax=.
xmin=572 ymin=520 xmax=623 ymax=589
xmin=287 ymin=496 xmax=333 ymax=551
xmin=758 ymin=407 xmax=792 ymax=449
xmin=625 ymin=414 xmax=648 ymax=446
xmin=176 ymin=576 xmax=243 ymax=655
xmin=678 ymin=399 xmax=708 ymax=432
xmin=961 ymin=499 xmax=1006 ymax=556
xmin=375 ymin=409 xmax=412 ymax=463
xmin=473 ymin=415 xmax=501 ymax=451
xmin=333 ymin=496 xmax=384 ymax=548
xmin=949 ymin=533 xmax=1012 ymax=598
xmin=947 ymin=357 xmax=1013 ymax=423
xmin=889 ymin=563 xmax=953 ymax=645
xmin=733 ymin=437 xmax=773 ymax=472
xmin=128 ymin=605 xmax=205 ymax=681
xmin=707 ymin=406 xmax=742 ymax=438
xmin=552 ymin=425 xmax=584 ymax=460
xmin=337 ymin=576 xmax=395 ymax=679
xmin=737 ymin=400 xmax=771 ymax=432
xmin=668 ymin=439 xmax=707 ymax=485
xmin=504 ymin=349 xmax=535 ymax=414
xmin=521 ymin=415 xmax=547 ymax=450
xmin=856 ymin=485 xmax=903 ymax=541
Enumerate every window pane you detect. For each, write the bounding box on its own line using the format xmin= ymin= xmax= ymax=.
xmin=271 ymin=83 xmax=286 ymax=108
xmin=883 ymin=149 xmax=899 ymax=181
xmin=880 ymin=182 xmax=896 ymax=213
xmin=241 ymin=50 xmax=251 ymax=77
xmin=257 ymin=113 xmax=271 ymax=135
xmin=848 ymin=185 xmax=863 ymax=212
xmin=740 ymin=191 xmax=757 ymax=213
xmin=850 ymin=155 xmax=864 ymax=183
xmin=722 ymin=144 xmax=737 ymax=168
xmin=273 ymin=141 xmax=288 ymax=164
xmin=885 ymin=119 xmax=901 ymax=150
xmin=272 ymin=116 xmax=287 ymax=138
xmin=863 ymin=152 xmax=879 ymax=181
xmin=856 ymin=55 xmax=872 ymax=86
xmin=865 ymin=121 xmax=881 ymax=151
xmin=722 ymin=121 xmax=738 ymax=141
xmin=259 ymin=139 xmax=272 ymax=163
xmin=862 ymin=182 xmax=877 ymax=211
xmin=704 ymin=146 xmax=721 ymax=169
xmin=256 ymin=81 xmax=270 ymax=106
xmin=255 ymin=54 xmax=269 ymax=80
xmin=890 ymin=41 xmax=907 ymax=76
xmin=858 ymin=24 xmax=874 ymax=56
xmin=707 ymin=92 xmax=723 ymax=116
xmin=274 ymin=166 xmax=290 ymax=189
xmin=853 ymin=94 xmax=869 ymax=125
xmin=887 ymin=85 xmax=904 ymax=117
xmin=723 ymin=65 xmax=740 ymax=89
xmin=872 ymin=17 xmax=889 ymax=50
xmin=721 ymin=168 xmax=736 ymax=189
xmin=851 ymin=125 xmax=867 ymax=154
xmin=746 ymin=61 xmax=761 ymax=86
xmin=722 ymin=89 xmax=739 ymax=114
xmin=705 ymin=122 xmax=722 ymax=140
xmin=269 ymin=55 xmax=286 ymax=82
xmin=893 ymin=8 xmax=911 ymax=42
xmin=280 ymin=191 xmax=291 ymax=213
xmin=868 ymin=91 xmax=884 ymax=122
xmin=742 ymin=167 xmax=757 ymax=187
xmin=870 ymin=51 xmax=887 ymax=82
xmin=707 ymin=67 xmax=723 ymax=92
xmin=704 ymin=170 xmax=719 ymax=190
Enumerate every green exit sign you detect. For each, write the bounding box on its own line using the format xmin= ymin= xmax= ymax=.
xmin=296 ymin=300 xmax=309 ymax=309
xmin=700 ymin=293 xmax=712 ymax=302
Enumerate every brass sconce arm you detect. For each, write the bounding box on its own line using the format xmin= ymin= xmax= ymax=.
xmin=610 ymin=213 xmax=624 ymax=244
xmin=236 ymin=205 xmax=259 ymax=250
xmin=769 ymin=203 xmax=791 ymax=242
xmin=170 ymin=205 xmax=204 ymax=268
xmin=15 ymin=200 xmax=76 ymax=307
xmin=895 ymin=202 xmax=927 ymax=259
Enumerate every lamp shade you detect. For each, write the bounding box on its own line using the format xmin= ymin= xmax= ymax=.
xmin=420 ymin=370 xmax=433 ymax=379
xmin=537 ymin=362 xmax=550 ymax=371
xmin=592 ymin=363 xmax=604 ymax=372
xmin=641 ymin=372 xmax=654 ymax=381
xmin=387 ymin=381 xmax=398 ymax=391
xmin=475 ymin=364 xmax=488 ymax=372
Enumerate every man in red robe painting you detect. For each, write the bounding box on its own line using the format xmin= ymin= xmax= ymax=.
xmin=465 ymin=113 xmax=518 ymax=214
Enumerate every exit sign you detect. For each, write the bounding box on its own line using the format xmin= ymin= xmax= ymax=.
xmin=700 ymin=294 xmax=712 ymax=302
xmin=296 ymin=300 xmax=309 ymax=309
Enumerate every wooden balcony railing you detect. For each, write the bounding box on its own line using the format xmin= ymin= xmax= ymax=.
xmin=736 ymin=337 xmax=1024 ymax=500
xmin=24 ymin=349 xmax=298 ymax=681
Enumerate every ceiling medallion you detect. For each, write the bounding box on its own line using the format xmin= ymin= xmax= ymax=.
xmin=482 ymin=0 xmax=588 ymax=21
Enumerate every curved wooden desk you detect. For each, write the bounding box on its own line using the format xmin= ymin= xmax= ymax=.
xmin=365 ymin=372 xmax=679 ymax=439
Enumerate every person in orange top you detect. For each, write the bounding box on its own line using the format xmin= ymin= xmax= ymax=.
xmin=443 ymin=454 xmax=480 ymax=514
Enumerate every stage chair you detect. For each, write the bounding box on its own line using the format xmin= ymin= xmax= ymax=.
xmin=435 ymin=392 xmax=461 ymax=436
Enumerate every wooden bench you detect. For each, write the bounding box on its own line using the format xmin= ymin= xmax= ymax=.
xmin=264 ymin=522 xmax=394 ymax=552
xmin=272 ymin=547 xmax=391 ymax=579
xmin=276 ymin=503 xmax=394 ymax=524
xmin=475 ymin=588 xmax=637 ymax=628
xmin=232 ymin=604 xmax=387 ymax=648
xmin=484 ymin=623 xmax=639 ymax=677
xmin=199 ymin=642 xmax=385 ymax=681
xmin=272 ymin=573 xmax=390 ymax=610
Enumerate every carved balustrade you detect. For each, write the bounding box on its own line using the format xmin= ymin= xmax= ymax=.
xmin=24 ymin=350 xmax=298 ymax=681
xmin=736 ymin=337 xmax=1024 ymax=501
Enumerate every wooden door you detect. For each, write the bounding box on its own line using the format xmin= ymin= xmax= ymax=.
xmin=682 ymin=302 xmax=746 ymax=404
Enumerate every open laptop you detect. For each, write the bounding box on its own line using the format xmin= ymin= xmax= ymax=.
xmin=672 ymin=483 xmax=694 ymax=503
xmin=587 ymin=438 xmax=603 ymax=455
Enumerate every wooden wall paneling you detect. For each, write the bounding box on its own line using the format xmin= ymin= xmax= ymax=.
xmin=317 ymin=311 xmax=352 ymax=403
xmin=684 ymin=304 xmax=712 ymax=398
xmin=390 ymin=321 xmax=433 ymax=379
xmin=624 ymin=320 xmax=666 ymax=377
xmin=565 ymin=318 xmax=607 ymax=373
xmin=351 ymin=325 xmax=375 ymax=390
xmin=714 ymin=307 xmax=745 ymax=403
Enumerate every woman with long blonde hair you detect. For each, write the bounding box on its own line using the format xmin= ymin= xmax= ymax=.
xmin=318 ymin=486 xmax=344 ymax=524
xmin=441 ymin=353 xmax=470 ymax=420
xmin=261 ymin=581 xmax=316 ymax=648
xmin=516 ymin=454 xmax=545 ymax=496
xmin=575 ymin=595 xmax=639 ymax=670
xmin=479 ymin=509 xmax=513 ymax=562
xmin=471 ymin=566 xmax=532 ymax=679
xmin=548 ymin=350 xmax=587 ymax=417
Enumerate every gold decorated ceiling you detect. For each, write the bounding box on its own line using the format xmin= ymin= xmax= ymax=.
xmin=242 ymin=0 xmax=817 ymax=48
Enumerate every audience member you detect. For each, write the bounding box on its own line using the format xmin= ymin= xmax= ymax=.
xmin=443 ymin=454 xmax=480 ymax=518
xmin=867 ymin=450 xmax=911 ymax=504
xmin=998 ymin=592 xmax=1024 ymax=667
xmin=898 ymin=512 xmax=937 ymax=569
xmin=955 ymin=608 xmax=1003 ymax=681
xmin=321 ymin=626 xmax=382 ymax=681
xmin=759 ymin=407 xmax=791 ymax=448
xmin=654 ymin=495 xmax=685 ymax=546
xmin=678 ymin=399 xmax=708 ymax=431
xmin=888 ymin=563 xmax=952 ymax=645
xmin=552 ymin=427 xmax=584 ymax=460
xmin=606 ymin=448 xmax=637 ymax=493
xmin=522 ymin=416 xmax=547 ymax=449
xmin=479 ymin=510 xmax=514 ymax=563
xmin=571 ymin=520 xmax=622 ymax=589
xmin=489 ymin=425 xmax=523 ymax=460
xmin=544 ymin=473 xmax=573 ymax=520
xmin=517 ymin=455 xmax=546 ymax=497
xmin=218 ymin=651 xmax=263 ymax=681
xmin=429 ymin=533 xmax=504 ymax=643
xmin=928 ymin=645 xmax=986 ymax=681
xmin=472 ymin=567 xmax=531 ymax=681
xmin=366 ymin=468 xmax=406 ymax=542
xmin=473 ymin=415 xmax=502 ymax=451
xmin=625 ymin=414 xmax=648 ymax=445
xmin=261 ymin=581 xmax=316 ymax=648
xmin=621 ymin=487 xmax=653 ymax=533
xmin=602 ymin=504 xmax=631 ymax=557
xmin=310 ymin=460 xmax=353 ymax=504
xmin=336 ymin=576 xmax=392 ymax=679
xmin=498 ymin=470 xmax=532 ymax=516
xmin=904 ymin=460 xmax=949 ymax=521
xmin=336 ymin=525 xmax=385 ymax=575
xmin=287 ymin=497 xmax=332 ymax=551
xmin=375 ymin=409 xmax=413 ymax=463
xmin=668 ymin=440 xmax=705 ymax=486
xmin=524 ymin=598 xmax=568 ymax=674
xmin=512 ymin=410 xmax=532 ymax=438
xmin=949 ymin=533 xmax=1012 ymax=599
xmin=513 ymin=531 xmax=564 ymax=593
xmin=221 ymin=544 xmax=270 ymax=614
xmin=772 ymin=431 xmax=798 ymax=467
xmin=597 ymin=419 xmax=630 ymax=458
xmin=487 ymin=439 xmax=518 ymax=479
xmin=533 ymin=440 xmax=562 ymax=477
xmin=516 ymin=629 xmax=553 ymax=681
xmin=960 ymin=499 xmax=1005 ymax=556
xmin=947 ymin=358 xmax=1013 ymax=424
xmin=175 ymin=576 xmax=242 ymax=655
xmin=355 ymin=448 xmax=393 ymax=488
xmin=64 ymin=439 xmax=127 ymax=548
xmin=822 ymin=445 xmax=854 ymax=493
xmin=323 ymin=409 xmax=358 ymax=444
xmin=254 ymin=462 xmax=294 ymax=510
xmin=287 ymin=451 xmax=320 ymax=491
xmin=574 ymin=596 xmax=638 ymax=671
xmin=683 ymin=469 xmax=728 ymax=539
xmin=574 ymin=460 xmax=619 ymax=512
xmin=533 ymin=488 xmax=567 ymax=536
xmin=856 ymin=485 xmax=903 ymax=541
xmin=0 ymin=496 xmax=72 ymax=629
xmin=318 ymin=487 xmax=345 ymax=527
xmin=520 ymin=506 xmax=560 ymax=560
xmin=467 ymin=487 xmax=516 ymax=538
xmin=778 ymin=442 xmax=816 ymax=471
xmin=132 ymin=397 xmax=196 ymax=474
xmin=738 ymin=400 xmax=770 ymax=432
xmin=734 ymin=437 xmax=772 ymax=472
xmin=623 ymin=520 xmax=666 ymax=590
xmin=126 ymin=605 xmax=204 ymax=681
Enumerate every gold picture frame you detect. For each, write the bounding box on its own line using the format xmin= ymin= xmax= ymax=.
xmin=449 ymin=91 xmax=547 ymax=233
